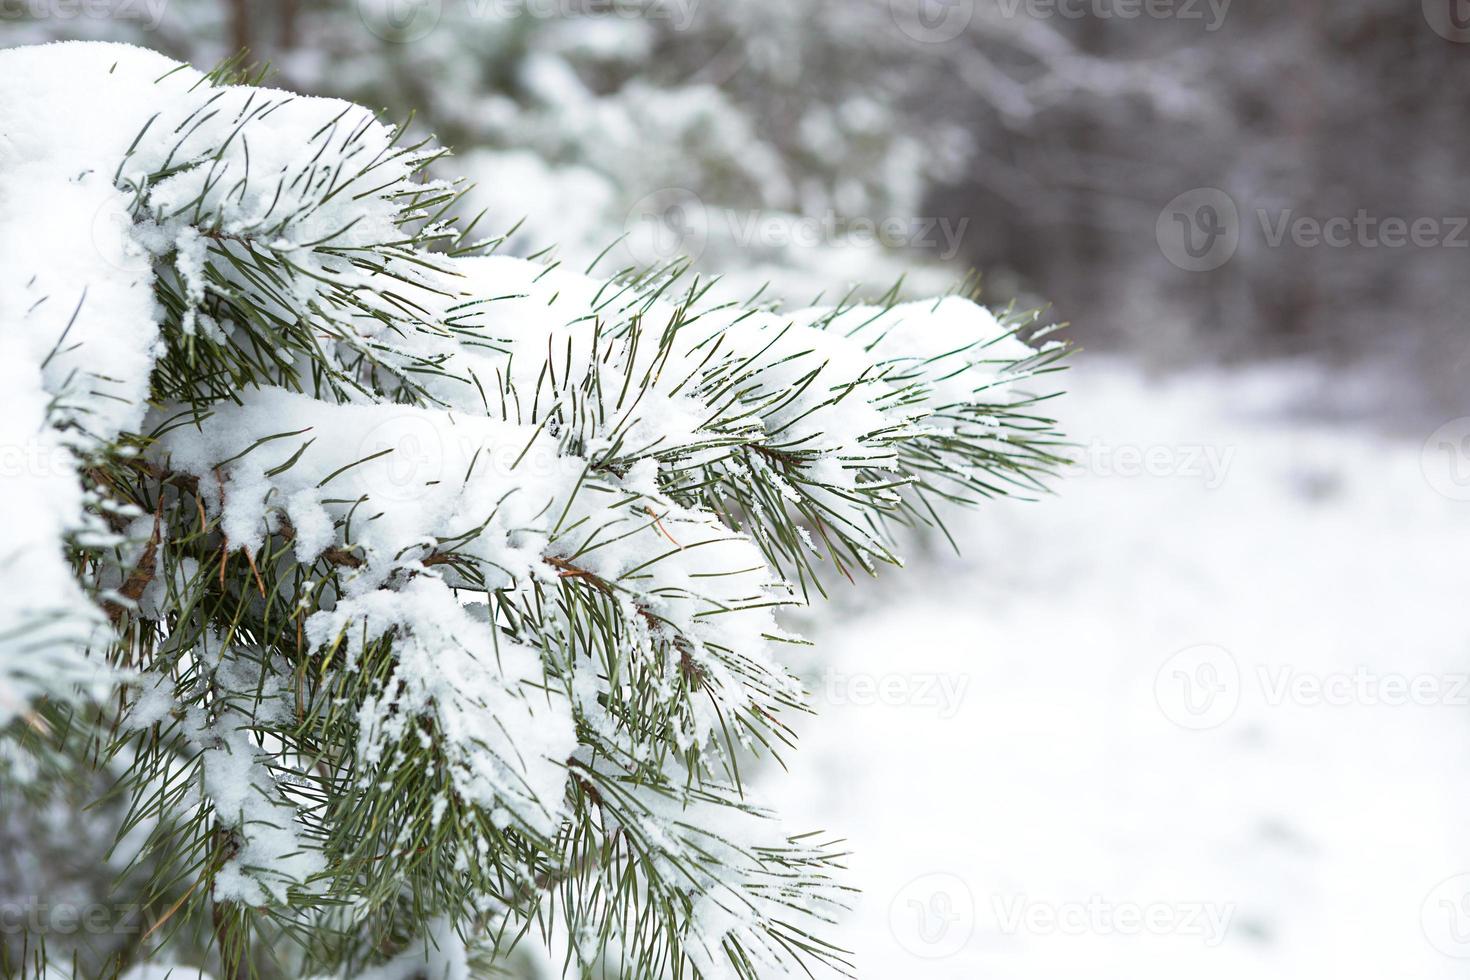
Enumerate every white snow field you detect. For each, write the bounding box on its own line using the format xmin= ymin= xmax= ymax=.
xmin=765 ymin=357 xmax=1470 ymax=978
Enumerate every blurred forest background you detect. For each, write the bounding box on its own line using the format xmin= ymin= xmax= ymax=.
xmin=9 ymin=0 xmax=1466 ymax=419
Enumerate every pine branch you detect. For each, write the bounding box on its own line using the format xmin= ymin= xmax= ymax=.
xmin=0 ymin=42 xmax=1068 ymax=980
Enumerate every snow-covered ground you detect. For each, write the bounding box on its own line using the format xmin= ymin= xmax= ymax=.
xmin=764 ymin=357 xmax=1470 ymax=978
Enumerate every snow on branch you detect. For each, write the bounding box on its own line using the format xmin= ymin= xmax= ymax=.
xmin=0 ymin=41 xmax=1065 ymax=978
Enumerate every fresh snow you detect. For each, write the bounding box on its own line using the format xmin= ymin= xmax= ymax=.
xmin=767 ymin=358 xmax=1470 ymax=979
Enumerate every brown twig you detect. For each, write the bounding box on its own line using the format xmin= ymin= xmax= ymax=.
xmin=543 ymin=556 xmax=706 ymax=685
xmin=243 ymin=548 xmax=267 ymax=598
xmin=644 ymin=506 xmax=683 ymax=548
xmin=104 ymin=495 xmax=165 ymax=627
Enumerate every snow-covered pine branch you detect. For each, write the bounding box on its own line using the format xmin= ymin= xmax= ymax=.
xmin=0 ymin=41 xmax=1065 ymax=979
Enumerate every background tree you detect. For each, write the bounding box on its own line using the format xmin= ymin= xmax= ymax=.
xmin=4 ymin=0 xmax=1186 ymax=303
